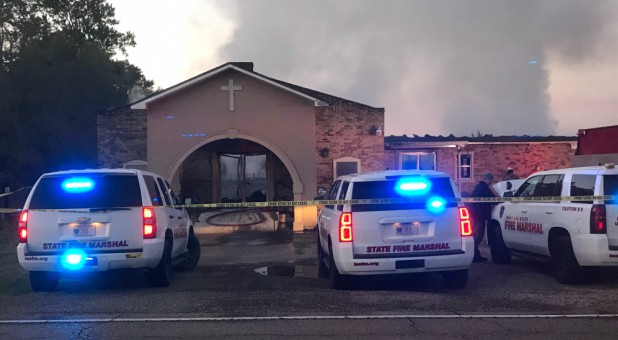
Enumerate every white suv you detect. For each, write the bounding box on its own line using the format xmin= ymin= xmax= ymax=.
xmin=317 ymin=170 xmax=474 ymax=289
xmin=17 ymin=169 xmax=201 ymax=291
xmin=488 ymin=164 xmax=618 ymax=283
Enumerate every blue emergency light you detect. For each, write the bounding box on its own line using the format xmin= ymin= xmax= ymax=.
xmin=61 ymin=177 xmax=95 ymax=193
xmin=60 ymin=249 xmax=87 ymax=270
xmin=395 ymin=178 xmax=431 ymax=196
xmin=426 ymin=196 xmax=447 ymax=214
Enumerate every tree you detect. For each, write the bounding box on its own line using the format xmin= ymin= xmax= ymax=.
xmin=0 ymin=0 xmax=153 ymax=188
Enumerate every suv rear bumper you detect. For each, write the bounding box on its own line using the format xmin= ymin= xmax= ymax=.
xmin=334 ymin=237 xmax=474 ymax=275
xmin=17 ymin=239 xmax=164 ymax=272
xmin=572 ymin=234 xmax=618 ymax=266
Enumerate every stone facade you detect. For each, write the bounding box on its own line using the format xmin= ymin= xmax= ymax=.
xmin=97 ymin=107 xmax=147 ymax=168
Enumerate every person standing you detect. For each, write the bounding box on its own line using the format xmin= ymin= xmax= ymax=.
xmin=502 ymin=167 xmax=519 ymax=181
xmin=469 ymin=173 xmax=498 ymax=262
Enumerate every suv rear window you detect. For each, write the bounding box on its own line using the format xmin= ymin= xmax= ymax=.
xmin=29 ymin=173 xmax=142 ymax=209
xmin=351 ymin=177 xmax=456 ymax=212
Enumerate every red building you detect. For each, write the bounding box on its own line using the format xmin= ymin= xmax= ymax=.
xmin=572 ymin=125 xmax=618 ymax=166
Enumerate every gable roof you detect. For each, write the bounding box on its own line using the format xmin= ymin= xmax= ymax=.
xmin=130 ymin=62 xmax=381 ymax=110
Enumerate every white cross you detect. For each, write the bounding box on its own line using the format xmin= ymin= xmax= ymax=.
xmin=219 ymin=79 xmax=243 ymax=111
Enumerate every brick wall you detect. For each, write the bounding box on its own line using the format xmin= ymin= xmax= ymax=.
xmin=385 ymin=142 xmax=575 ymax=196
xmin=315 ymin=98 xmax=385 ymax=189
xmin=97 ymin=107 xmax=147 ymax=168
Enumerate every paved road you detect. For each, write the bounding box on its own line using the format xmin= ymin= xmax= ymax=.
xmin=1 ymin=229 xmax=618 ymax=339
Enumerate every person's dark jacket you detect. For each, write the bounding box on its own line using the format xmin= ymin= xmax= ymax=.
xmin=469 ymin=181 xmax=496 ymax=221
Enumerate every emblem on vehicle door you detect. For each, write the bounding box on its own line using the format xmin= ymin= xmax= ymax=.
xmin=76 ymin=217 xmax=91 ymax=224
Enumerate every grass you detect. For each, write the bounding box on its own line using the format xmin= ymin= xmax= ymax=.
xmin=0 ymin=218 xmax=30 ymax=295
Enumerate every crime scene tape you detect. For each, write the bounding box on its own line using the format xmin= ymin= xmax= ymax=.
xmin=0 ymin=195 xmax=616 ymax=214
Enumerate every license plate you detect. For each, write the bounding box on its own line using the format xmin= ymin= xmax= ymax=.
xmin=73 ymin=225 xmax=95 ymax=237
xmin=396 ymin=223 xmax=419 ymax=236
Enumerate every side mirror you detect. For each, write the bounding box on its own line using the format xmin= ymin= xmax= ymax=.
xmin=504 ymin=191 xmax=514 ymax=197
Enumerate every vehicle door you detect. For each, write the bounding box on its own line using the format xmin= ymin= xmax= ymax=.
xmin=318 ymin=180 xmax=342 ymax=255
xmin=503 ymin=175 xmax=544 ymax=251
xmin=525 ymin=174 xmax=563 ymax=255
xmin=602 ymin=174 xmax=618 ymax=250
xmin=155 ymin=178 xmax=186 ymax=256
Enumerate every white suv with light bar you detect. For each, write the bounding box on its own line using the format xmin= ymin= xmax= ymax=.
xmin=317 ymin=170 xmax=474 ymax=289
xmin=488 ymin=164 xmax=618 ymax=283
xmin=17 ymin=169 xmax=201 ymax=291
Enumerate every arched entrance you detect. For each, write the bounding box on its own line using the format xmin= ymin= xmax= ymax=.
xmin=166 ymin=132 xmax=302 ymax=203
xmin=176 ymin=138 xmax=294 ymax=204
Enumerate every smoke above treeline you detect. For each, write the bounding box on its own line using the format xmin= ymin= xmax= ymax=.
xmin=212 ymin=0 xmax=617 ymax=136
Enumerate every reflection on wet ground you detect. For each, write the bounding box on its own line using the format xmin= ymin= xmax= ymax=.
xmin=254 ymin=265 xmax=319 ymax=278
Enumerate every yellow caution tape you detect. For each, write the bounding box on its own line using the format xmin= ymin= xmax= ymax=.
xmin=1 ymin=195 xmax=615 ymax=214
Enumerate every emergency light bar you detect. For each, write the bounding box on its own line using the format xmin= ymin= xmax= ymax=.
xmin=395 ymin=178 xmax=431 ymax=196
xmin=61 ymin=177 xmax=95 ymax=193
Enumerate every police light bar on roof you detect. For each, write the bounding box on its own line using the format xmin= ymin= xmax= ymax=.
xmin=394 ymin=177 xmax=431 ymax=196
xmin=61 ymin=177 xmax=95 ymax=193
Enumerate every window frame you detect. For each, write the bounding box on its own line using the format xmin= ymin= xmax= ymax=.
xmin=399 ymin=152 xmax=436 ymax=170
xmin=333 ymin=157 xmax=361 ymax=179
xmin=458 ymin=153 xmax=474 ymax=181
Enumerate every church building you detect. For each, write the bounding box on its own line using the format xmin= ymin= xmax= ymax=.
xmin=97 ymin=62 xmax=386 ymax=231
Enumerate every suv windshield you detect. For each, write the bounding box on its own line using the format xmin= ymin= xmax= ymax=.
xmin=29 ymin=173 xmax=142 ymax=209
xmin=351 ymin=177 xmax=456 ymax=212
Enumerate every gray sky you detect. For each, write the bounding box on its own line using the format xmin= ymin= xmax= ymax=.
xmin=111 ymin=0 xmax=618 ymax=137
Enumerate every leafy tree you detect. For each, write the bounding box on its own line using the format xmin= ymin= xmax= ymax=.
xmin=0 ymin=0 xmax=153 ymax=188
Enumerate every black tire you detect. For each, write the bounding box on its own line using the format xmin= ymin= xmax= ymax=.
xmin=180 ymin=231 xmax=201 ymax=271
xmin=328 ymin=242 xmax=350 ymax=290
xmin=317 ymin=234 xmax=329 ymax=278
xmin=29 ymin=271 xmax=60 ymax=292
xmin=149 ymin=237 xmax=173 ymax=287
xmin=550 ymin=235 xmax=583 ymax=284
xmin=489 ymin=222 xmax=511 ymax=265
xmin=442 ymin=269 xmax=468 ymax=289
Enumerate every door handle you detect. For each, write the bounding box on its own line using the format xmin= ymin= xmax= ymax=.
xmin=521 ymin=210 xmax=528 ymax=213
xmin=545 ymin=212 xmax=553 ymax=215
xmin=169 ymin=215 xmax=174 ymax=219
xmin=177 ymin=216 xmax=182 ymax=219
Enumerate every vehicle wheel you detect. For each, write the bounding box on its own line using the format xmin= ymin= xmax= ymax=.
xmin=489 ymin=223 xmax=511 ymax=265
xmin=317 ymin=233 xmax=328 ymax=278
xmin=550 ymin=235 xmax=583 ymax=284
xmin=29 ymin=271 xmax=60 ymax=292
xmin=180 ymin=231 xmax=201 ymax=271
xmin=442 ymin=269 xmax=468 ymax=289
xmin=149 ymin=237 xmax=173 ymax=287
xmin=328 ymin=242 xmax=350 ymax=290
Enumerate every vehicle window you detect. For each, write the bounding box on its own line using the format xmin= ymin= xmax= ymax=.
xmin=604 ymin=175 xmax=618 ymax=204
xmin=350 ymin=177 xmax=456 ymax=212
xmin=570 ymin=174 xmax=596 ymax=204
xmin=515 ymin=176 xmax=542 ymax=197
xmin=29 ymin=173 xmax=142 ymax=209
xmin=336 ymin=181 xmax=350 ymax=211
xmin=143 ymin=175 xmax=163 ymax=206
xmin=325 ymin=180 xmax=342 ymax=209
xmin=534 ymin=174 xmax=563 ymax=198
xmin=165 ymin=180 xmax=182 ymax=206
xmin=156 ymin=177 xmax=172 ymax=206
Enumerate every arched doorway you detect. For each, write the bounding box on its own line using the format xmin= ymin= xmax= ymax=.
xmin=176 ymin=138 xmax=294 ymax=204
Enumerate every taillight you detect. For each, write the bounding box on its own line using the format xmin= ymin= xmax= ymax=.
xmin=459 ymin=207 xmax=473 ymax=236
xmin=590 ymin=204 xmax=606 ymax=234
xmin=143 ymin=207 xmax=157 ymax=239
xmin=18 ymin=211 xmax=28 ymax=243
xmin=339 ymin=212 xmax=353 ymax=242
